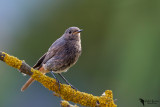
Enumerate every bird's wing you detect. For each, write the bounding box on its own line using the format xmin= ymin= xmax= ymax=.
xmin=41 ymin=37 xmax=65 ymax=65
xmin=33 ymin=53 xmax=47 ymax=69
xmin=33 ymin=37 xmax=65 ymax=69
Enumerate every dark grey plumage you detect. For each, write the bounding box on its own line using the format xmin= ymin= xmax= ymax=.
xmin=21 ymin=27 xmax=82 ymax=91
xmin=33 ymin=27 xmax=82 ymax=73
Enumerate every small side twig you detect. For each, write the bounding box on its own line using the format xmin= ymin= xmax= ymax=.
xmin=60 ymin=100 xmax=79 ymax=107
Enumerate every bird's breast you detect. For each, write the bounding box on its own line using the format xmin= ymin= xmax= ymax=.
xmin=63 ymin=41 xmax=81 ymax=65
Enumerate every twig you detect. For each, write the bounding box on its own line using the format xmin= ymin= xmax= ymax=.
xmin=60 ymin=100 xmax=79 ymax=107
xmin=0 ymin=51 xmax=117 ymax=107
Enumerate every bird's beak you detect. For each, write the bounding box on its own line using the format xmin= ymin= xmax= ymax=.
xmin=73 ymin=29 xmax=83 ymax=35
xmin=77 ymin=29 xmax=83 ymax=33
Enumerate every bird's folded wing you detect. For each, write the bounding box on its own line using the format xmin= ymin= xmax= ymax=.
xmin=33 ymin=53 xmax=47 ymax=69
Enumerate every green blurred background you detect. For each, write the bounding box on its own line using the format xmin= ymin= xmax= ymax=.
xmin=0 ymin=0 xmax=160 ymax=107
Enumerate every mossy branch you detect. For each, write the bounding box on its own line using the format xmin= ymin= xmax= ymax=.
xmin=0 ymin=51 xmax=117 ymax=107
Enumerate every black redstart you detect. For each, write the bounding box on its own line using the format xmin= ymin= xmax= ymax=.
xmin=21 ymin=27 xmax=82 ymax=91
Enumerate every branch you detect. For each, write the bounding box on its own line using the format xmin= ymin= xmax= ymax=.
xmin=0 ymin=51 xmax=117 ymax=107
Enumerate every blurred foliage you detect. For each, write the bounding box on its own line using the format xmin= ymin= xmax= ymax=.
xmin=0 ymin=0 xmax=160 ymax=107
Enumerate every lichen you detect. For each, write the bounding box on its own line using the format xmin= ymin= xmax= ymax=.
xmin=30 ymin=68 xmax=117 ymax=107
xmin=2 ymin=52 xmax=22 ymax=69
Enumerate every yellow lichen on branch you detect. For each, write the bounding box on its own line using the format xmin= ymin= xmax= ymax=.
xmin=31 ymin=68 xmax=116 ymax=106
xmin=2 ymin=52 xmax=22 ymax=69
xmin=0 ymin=51 xmax=117 ymax=107
xmin=61 ymin=100 xmax=79 ymax=107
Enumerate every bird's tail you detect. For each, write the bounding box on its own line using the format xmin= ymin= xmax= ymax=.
xmin=21 ymin=67 xmax=46 ymax=92
xmin=21 ymin=77 xmax=35 ymax=92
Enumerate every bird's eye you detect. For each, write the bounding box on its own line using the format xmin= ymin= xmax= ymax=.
xmin=69 ymin=31 xmax=72 ymax=34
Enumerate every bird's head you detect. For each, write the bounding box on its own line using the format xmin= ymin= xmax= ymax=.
xmin=63 ymin=27 xmax=83 ymax=40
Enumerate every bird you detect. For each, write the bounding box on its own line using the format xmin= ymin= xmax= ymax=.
xmin=21 ymin=27 xmax=82 ymax=91
xmin=139 ymin=98 xmax=145 ymax=106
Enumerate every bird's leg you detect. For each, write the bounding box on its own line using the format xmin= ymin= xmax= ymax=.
xmin=58 ymin=73 xmax=77 ymax=90
xmin=50 ymin=71 xmax=61 ymax=90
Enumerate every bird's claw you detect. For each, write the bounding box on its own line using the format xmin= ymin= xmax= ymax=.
xmin=55 ymin=79 xmax=61 ymax=90
xmin=69 ymin=84 xmax=78 ymax=91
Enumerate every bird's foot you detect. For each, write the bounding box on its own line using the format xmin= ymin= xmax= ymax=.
xmin=55 ymin=78 xmax=61 ymax=90
xmin=50 ymin=71 xmax=61 ymax=90
xmin=69 ymin=84 xmax=78 ymax=91
xmin=57 ymin=73 xmax=78 ymax=91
